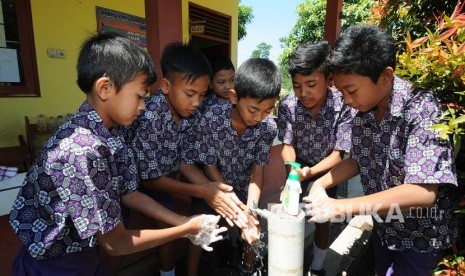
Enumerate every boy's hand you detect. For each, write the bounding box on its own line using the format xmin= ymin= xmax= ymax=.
xmin=203 ymin=182 xmax=247 ymax=227
xmin=241 ymin=214 xmax=261 ymax=244
xmin=298 ymin=166 xmax=311 ymax=180
xmin=185 ymin=215 xmax=228 ymax=251
xmin=303 ymin=191 xmax=333 ymax=223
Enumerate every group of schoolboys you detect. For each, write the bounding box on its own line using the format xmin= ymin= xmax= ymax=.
xmin=8 ymin=23 xmax=460 ymax=276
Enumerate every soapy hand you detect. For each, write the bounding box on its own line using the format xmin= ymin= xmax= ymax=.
xmin=303 ymin=192 xmax=334 ymax=223
xmin=185 ymin=215 xmax=228 ymax=251
xmin=241 ymin=214 xmax=261 ymax=244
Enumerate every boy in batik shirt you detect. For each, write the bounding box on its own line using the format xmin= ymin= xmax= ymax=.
xmin=182 ymin=58 xmax=281 ymax=275
xmin=277 ymin=41 xmax=355 ymax=275
xmin=124 ymin=42 xmax=244 ymax=276
xmin=304 ymin=25 xmax=459 ymax=276
xmin=198 ymin=54 xmax=235 ymax=114
xmin=9 ymin=33 xmax=225 ymax=276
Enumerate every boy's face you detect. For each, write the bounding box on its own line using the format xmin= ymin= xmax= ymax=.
xmin=230 ymin=90 xmax=276 ymax=128
xmin=332 ymin=71 xmax=392 ymax=112
xmin=161 ymin=75 xmax=210 ymax=118
xmin=292 ymin=71 xmax=328 ymax=110
xmin=103 ymin=73 xmax=148 ymax=127
xmin=210 ymin=69 xmax=235 ymax=100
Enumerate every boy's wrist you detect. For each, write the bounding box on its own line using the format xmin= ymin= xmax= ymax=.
xmin=285 ymin=164 xmax=293 ymax=175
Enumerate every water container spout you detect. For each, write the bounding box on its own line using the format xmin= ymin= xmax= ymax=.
xmin=249 ymin=201 xmax=271 ymax=219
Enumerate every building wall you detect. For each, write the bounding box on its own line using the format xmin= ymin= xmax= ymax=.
xmin=182 ymin=0 xmax=238 ymax=67
xmin=0 ymin=0 xmax=238 ymax=147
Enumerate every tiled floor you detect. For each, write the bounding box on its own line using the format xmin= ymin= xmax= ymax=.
xmin=0 ymin=215 xmax=21 ymax=276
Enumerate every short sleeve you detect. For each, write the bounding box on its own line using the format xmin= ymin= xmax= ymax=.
xmin=181 ymin=118 xmax=203 ymax=164
xmin=404 ymin=96 xmax=457 ymax=185
xmin=47 ymin=135 xmax=123 ymax=238
xmin=277 ymin=98 xmax=294 ymax=145
xmin=254 ymin=119 xmax=277 ymax=166
xmin=130 ymin=118 xmax=163 ymax=179
xmin=334 ymin=106 xmax=356 ymax=152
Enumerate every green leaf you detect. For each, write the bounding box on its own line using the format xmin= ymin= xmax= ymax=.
xmin=431 ymin=124 xmax=451 ymax=132
xmin=440 ymin=129 xmax=450 ymax=139
xmin=455 ymin=114 xmax=465 ymax=124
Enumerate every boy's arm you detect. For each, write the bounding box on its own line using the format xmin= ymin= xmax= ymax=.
xmin=300 ymin=150 xmax=343 ymax=180
xmin=142 ymin=176 xmax=205 ymax=198
xmin=247 ymin=165 xmax=264 ymax=208
xmin=241 ymin=165 xmax=264 ymax=244
xmin=338 ymin=183 xmax=438 ymax=216
xmin=197 ymin=164 xmax=248 ymax=227
xmin=142 ymin=173 xmax=243 ymax=222
xmin=301 ymin=99 xmax=356 ymax=180
xmin=97 ymin=213 xmax=226 ymax=255
xmin=203 ymin=165 xmax=226 ymax=183
xmin=179 ymin=163 xmax=246 ymax=224
xmin=281 ymin=144 xmax=296 ymax=175
xmin=308 ymin=157 xmax=359 ymax=197
xmin=306 ymin=183 xmax=438 ymax=223
xmin=121 ymin=190 xmax=188 ymax=226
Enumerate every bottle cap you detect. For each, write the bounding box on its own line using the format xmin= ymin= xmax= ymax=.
xmin=285 ymin=161 xmax=301 ymax=170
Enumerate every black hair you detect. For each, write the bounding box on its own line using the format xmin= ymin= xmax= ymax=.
xmin=208 ymin=55 xmax=235 ymax=76
xmin=77 ymin=32 xmax=157 ymax=94
xmin=161 ymin=41 xmax=212 ymax=83
xmin=234 ymin=58 xmax=281 ymax=101
xmin=328 ymin=24 xmax=397 ymax=84
xmin=288 ymin=41 xmax=330 ymax=78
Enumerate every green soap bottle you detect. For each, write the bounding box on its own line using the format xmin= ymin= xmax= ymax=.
xmin=283 ymin=162 xmax=302 ymax=216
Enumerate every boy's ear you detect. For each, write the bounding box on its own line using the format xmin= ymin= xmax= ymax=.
xmin=160 ymin=78 xmax=170 ymax=95
xmin=229 ymin=89 xmax=238 ymax=104
xmin=94 ymin=77 xmax=113 ymax=101
xmin=380 ymin=67 xmax=394 ymax=85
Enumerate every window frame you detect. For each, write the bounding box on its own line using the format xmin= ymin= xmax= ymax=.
xmin=0 ymin=0 xmax=40 ymax=97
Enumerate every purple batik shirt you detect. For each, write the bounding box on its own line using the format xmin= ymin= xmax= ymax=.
xmin=9 ymin=102 xmax=138 ymax=260
xmin=350 ymin=76 xmax=458 ymax=252
xmin=198 ymin=92 xmax=230 ymax=114
xmin=278 ymin=88 xmax=355 ymax=165
xmin=182 ymin=102 xmax=277 ymax=201
xmin=125 ymin=89 xmax=199 ymax=180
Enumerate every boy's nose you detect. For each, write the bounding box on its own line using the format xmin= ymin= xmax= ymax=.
xmin=343 ymin=94 xmax=352 ymax=105
xmin=139 ymin=101 xmax=146 ymax=111
xmin=301 ymin=87 xmax=311 ymax=97
xmin=192 ymin=96 xmax=202 ymax=107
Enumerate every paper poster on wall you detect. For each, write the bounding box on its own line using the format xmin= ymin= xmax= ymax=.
xmin=0 ymin=48 xmax=20 ymax=82
xmin=96 ymin=7 xmax=146 ymax=49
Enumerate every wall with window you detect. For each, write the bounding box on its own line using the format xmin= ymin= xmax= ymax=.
xmin=182 ymin=0 xmax=238 ymax=65
xmin=0 ymin=0 xmax=238 ymax=147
